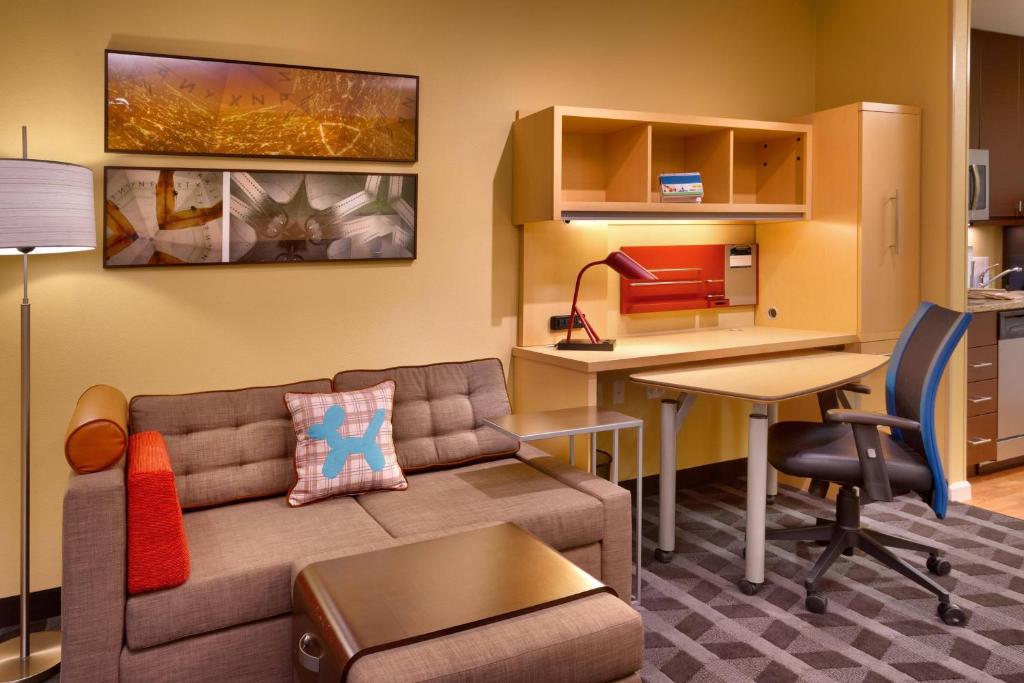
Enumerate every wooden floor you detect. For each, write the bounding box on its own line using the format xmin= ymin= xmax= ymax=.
xmin=969 ymin=466 xmax=1024 ymax=520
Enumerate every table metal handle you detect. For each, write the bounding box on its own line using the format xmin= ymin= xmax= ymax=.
xmin=298 ymin=633 xmax=322 ymax=673
xmin=630 ymin=279 xmax=702 ymax=287
xmin=707 ymin=294 xmax=725 ymax=299
xmin=705 ymin=278 xmax=725 ymax=284
xmin=967 ymin=395 xmax=993 ymax=404
xmin=967 ymin=436 xmax=992 ymax=447
xmin=648 ymin=267 xmax=700 ymax=274
xmin=969 ymin=361 xmax=993 ymax=369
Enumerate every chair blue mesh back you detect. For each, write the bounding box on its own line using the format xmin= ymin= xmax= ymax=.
xmin=885 ymin=302 xmax=972 ymax=518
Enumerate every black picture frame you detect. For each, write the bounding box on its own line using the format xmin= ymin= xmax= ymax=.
xmin=104 ymin=49 xmax=419 ymax=162
xmin=103 ymin=165 xmax=418 ymax=268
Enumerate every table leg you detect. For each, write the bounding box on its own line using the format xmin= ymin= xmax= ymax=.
xmin=766 ymin=403 xmax=778 ymax=504
xmin=635 ymin=423 xmax=643 ymax=606
xmin=590 ymin=433 xmax=597 ymax=475
xmin=568 ymin=434 xmax=575 ymax=467
xmin=741 ymin=402 xmax=769 ymax=595
xmin=611 ymin=429 xmax=620 ymax=485
xmin=657 ymin=394 xmax=696 ymax=563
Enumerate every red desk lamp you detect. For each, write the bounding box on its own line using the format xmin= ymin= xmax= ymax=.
xmin=557 ymin=250 xmax=656 ymax=351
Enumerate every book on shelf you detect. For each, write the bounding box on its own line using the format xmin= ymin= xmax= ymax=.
xmin=659 ymin=172 xmax=704 ymax=203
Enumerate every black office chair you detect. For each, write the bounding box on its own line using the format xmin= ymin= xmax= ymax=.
xmin=765 ymin=302 xmax=971 ymax=626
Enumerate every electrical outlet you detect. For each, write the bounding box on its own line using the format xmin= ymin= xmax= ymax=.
xmin=612 ymin=380 xmax=625 ymax=405
xmin=549 ymin=314 xmax=585 ymax=331
xmin=646 ymin=386 xmax=664 ymax=400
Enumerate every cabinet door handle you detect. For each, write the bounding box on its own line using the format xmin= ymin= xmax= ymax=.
xmin=967 ymin=436 xmax=992 ymax=447
xmin=969 ymin=361 xmax=993 ymax=369
xmin=967 ymin=395 xmax=993 ymax=404
xmin=969 ymin=164 xmax=980 ymax=210
xmin=888 ymin=190 xmax=901 ymax=255
xmin=1018 ymin=199 xmax=1023 ymax=215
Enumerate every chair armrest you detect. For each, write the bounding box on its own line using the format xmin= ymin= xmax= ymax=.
xmin=838 ymin=382 xmax=871 ymax=395
xmin=825 ymin=409 xmax=920 ymax=431
xmin=62 ymin=461 xmax=126 ymax=683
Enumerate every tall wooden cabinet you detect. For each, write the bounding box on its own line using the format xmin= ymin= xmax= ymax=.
xmin=758 ymin=102 xmax=921 ymax=343
xmin=971 ymin=29 xmax=1024 ymax=219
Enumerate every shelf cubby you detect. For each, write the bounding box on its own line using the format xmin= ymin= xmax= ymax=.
xmin=650 ymin=126 xmax=732 ymax=204
xmin=561 ymin=118 xmax=650 ymax=204
xmin=732 ymin=129 xmax=806 ymax=205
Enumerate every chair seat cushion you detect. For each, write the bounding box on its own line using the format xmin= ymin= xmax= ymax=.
xmin=356 ymin=458 xmax=605 ymax=550
xmin=768 ymin=421 xmax=933 ymax=492
xmin=125 ymin=495 xmax=395 ymax=650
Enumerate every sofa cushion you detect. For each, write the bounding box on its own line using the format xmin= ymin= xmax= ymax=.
xmin=356 ymin=458 xmax=604 ymax=550
xmin=333 ymin=359 xmax=519 ymax=471
xmin=285 ymin=382 xmax=407 ymax=506
xmin=125 ymin=494 xmax=394 ymax=650
xmin=129 ymin=378 xmax=331 ymax=508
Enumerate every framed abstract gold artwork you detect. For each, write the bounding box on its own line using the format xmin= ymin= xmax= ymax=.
xmin=103 ymin=167 xmax=417 ymax=267
xmin=105 ymin=50 xmax=418 ymax=161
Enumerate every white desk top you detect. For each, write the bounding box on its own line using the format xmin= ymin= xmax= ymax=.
xmin=630 ymin=350 xmax=889 ymax=403
xmin=512 ymin=326 xmax=859 ymax=373
xmin=483 ymin=407 xmax=641 ymax=441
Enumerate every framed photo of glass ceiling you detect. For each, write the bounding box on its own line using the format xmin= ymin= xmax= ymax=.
xmin=103 ymin=167 xmax=417 ymax=267
xmin=105 ymin=50 xmax=418 ymax=161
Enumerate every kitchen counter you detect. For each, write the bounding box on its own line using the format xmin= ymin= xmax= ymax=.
xmin=968 ymin=292 xmax=1024 ymax=313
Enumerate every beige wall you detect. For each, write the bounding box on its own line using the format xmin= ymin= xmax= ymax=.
xmin=0 ymin=1 xmax=819 ymax=594
xmin=813 ymin=0 xmax=962 ymax=479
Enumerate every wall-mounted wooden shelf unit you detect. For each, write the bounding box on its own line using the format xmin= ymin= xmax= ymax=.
xmin=513 ymin=106 xmax=811 ymax=224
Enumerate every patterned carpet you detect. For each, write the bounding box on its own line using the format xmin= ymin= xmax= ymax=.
xmin=639 ymin=482 xmax=1024 ymax=682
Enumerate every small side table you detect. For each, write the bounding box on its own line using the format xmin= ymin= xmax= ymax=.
xmin=483 ymin=406 xmax=644 ymax=605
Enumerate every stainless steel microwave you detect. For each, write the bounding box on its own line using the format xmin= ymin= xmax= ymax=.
xmin=969 ymin=148 xmax=989 ymax=222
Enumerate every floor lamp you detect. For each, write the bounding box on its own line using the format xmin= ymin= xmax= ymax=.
xmin=0 ymin=129 xmax=95 ymax=683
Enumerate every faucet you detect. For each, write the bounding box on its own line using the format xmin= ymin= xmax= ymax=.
xmin=979 ymin=263 xmax=1023 ymax=288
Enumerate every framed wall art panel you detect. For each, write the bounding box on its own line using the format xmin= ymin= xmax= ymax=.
xmin=103 ymin=166 xmax=417 ymax=267
xmin=105 ymin=50 xmax=418 ymax=161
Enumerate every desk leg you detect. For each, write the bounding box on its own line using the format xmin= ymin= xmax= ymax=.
xmin=635 ymin=423 xmax=643 ymax=606
xmin=568 ymin=434 xmax=575 ymax=467
xmin=766 ymin=403 xmax=778 ymax=504
xmin=741 ymin=402 xmax=769 ymax=594
xmin=590 ymin=433 xmax=598 ymax=475
xmin=657 ymin=395 xmax=695 ymax=564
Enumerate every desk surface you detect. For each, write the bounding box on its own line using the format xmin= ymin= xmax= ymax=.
xmin=484 ymin=406 xmax=642 ymax=441
xmin=512 ymin=326 xmax=859 ymax=373
xmin=630 ymin=350 xmax=889 ymax=403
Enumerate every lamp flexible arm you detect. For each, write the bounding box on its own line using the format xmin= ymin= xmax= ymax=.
xmin=565 ymin=259 xmax=605 ymax=344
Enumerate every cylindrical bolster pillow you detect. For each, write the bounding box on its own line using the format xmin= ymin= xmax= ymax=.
xmin=65 ymin=384 xmax=129 ymax=473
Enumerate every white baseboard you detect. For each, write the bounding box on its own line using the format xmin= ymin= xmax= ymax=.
xmin=948 ymin=480 xmax=972 ymax=503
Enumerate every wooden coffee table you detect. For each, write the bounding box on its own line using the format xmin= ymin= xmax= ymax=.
xmin=293 ymin=523 xmax=616 ymax=681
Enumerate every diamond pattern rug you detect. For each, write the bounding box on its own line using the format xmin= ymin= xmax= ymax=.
xmin=640 ymin=482 xmax=1024 ymax=682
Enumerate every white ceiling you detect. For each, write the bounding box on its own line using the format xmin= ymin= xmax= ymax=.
xmin=973 ymin=0 xmax=1024 ymax=36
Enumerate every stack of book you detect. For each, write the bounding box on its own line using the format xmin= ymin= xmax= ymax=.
xmin=659 ymin=172 xmax=704 ymax=203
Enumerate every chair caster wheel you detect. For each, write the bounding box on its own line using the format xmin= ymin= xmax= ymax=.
xmin=738 ymin=579 xmax=761 ymax=595
xmin=927 ymin=555 xmax=951 ymax=576
xmin=842 ymin=547 xmax=854 ymax=557
xmin=938 ymin=602 xmax=967 ymax=626
xmin=805 ymin=592 xmax=828 ymax=614
xmin=766 ymin=495 xmax=776 ymax=505
xmin=654 ymin=548 xmax=673 ymax=564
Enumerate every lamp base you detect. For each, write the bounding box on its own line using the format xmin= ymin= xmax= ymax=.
xmin=556 ymin=339 xmax=616 ymax=351
xmin=0 ymin=630 xmax=60 ymax=683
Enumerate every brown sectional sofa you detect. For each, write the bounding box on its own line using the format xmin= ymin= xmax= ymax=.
xmin=62 ymin=359 xmax=640 ymax=682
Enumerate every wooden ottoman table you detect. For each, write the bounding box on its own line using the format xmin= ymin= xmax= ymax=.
xmin=292 ymin=523 xmax=643 ymax=683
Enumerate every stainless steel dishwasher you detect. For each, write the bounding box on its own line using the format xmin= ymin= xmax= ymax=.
xmin=998 ymin=310 xmax=1024 ymax=461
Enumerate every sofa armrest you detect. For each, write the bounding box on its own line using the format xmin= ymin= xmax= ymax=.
xmin=62 ymin=460 xmax=126 ymax=682
xmin=516 ymin=443 xmax=632 ymax=600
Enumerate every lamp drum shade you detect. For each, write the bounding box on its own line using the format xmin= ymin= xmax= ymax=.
xmin=0 ymin=159 xmax=96 ymax=254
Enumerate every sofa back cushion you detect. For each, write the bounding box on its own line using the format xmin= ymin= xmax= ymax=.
xmin=129 ymin=379 xmax=332 ymax=508
xmin=333 ymin=359 xmax=519 ymax=472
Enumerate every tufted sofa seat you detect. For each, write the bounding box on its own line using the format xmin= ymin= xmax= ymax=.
xmin=61 ymin=358 xmax=633 ymax=683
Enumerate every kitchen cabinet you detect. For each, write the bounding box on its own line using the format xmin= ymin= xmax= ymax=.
xmin=967 ymin=311 xmax=999 ymax=471
xmin=971 ymin=29 xmax=1024 ymax=219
